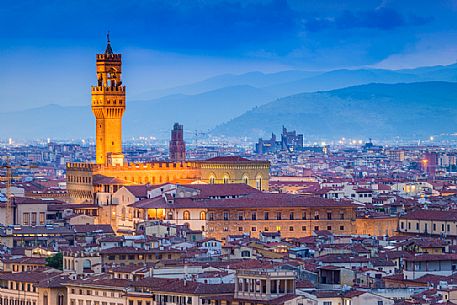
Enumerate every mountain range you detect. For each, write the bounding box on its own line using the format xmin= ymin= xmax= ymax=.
xmin=3 ymin=62 xmax=457 ymax=140
xmin=213 ymin=81 xmax=457 ymax=139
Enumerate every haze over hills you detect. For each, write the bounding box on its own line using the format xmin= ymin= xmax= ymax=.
xmin=133 ymin=62 xmax=457 ymax=100
xmin=0 ymin=85 xmax=275 ymax=140
xmin=3 ymin=63 xmax=457 ymax=140
xmin=213 ymin=81 xmax=457 ymax=139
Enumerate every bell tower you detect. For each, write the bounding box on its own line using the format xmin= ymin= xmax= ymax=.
xmin=92 ymin=34 xmax=126 ymax=165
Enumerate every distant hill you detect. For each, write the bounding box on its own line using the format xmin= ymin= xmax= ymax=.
xmin=0 ymin=85 xmax=275 ymax=140
xmin=134 ymin=62 xmax=457 ymax=100
xmin=212 ymin=81 xmax=457 ymax=139
xmin=133 ymin=70 xmax=318 ymax=99
xmin=4 ymin=61 xmax=457 ymax=140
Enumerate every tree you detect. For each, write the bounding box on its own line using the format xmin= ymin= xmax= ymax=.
xmin=46 ymin=252 xmax=63 ymax=270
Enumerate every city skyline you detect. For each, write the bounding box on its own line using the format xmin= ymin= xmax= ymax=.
xmin=3 ymin=2 xmax=457 ymax=304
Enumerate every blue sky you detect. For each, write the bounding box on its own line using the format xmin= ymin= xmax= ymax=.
xmin=1 ymin=0 xmax=457 ymax=111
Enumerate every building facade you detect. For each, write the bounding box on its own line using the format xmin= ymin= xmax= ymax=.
xmin=66 ymin=39 xmax=270 ymax=204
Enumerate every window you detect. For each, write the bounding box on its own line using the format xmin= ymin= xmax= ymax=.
xmin=183 ymin=211 xmax=190 ymax=220
xmin=251 ymin=212 xmax=257 ymax=220
xmin=327 ymin=212 xmax=332 ymax=220
xmin=256 ymin=176 xmax=262 ymax=189
xmin=323 ymin=302 xmax=332 ymax=305
xmin=251 ymin=227 xmax=257 ymax=232
xmin=31 ymin=213 xmax=37 ymax=225
xmin=39 ymin=212 xmax=45 ymax=225
xmin=238 ymin=227 xmax=243 ymax=232
xmin=23 ymin=213 xmax=30 ymax=225
xmin=199 ymin=211 xmax=206 ymax=220
xmin=314 ymin=226 xmax=319 ymax=231
xmin=377 ymin=302 xmax=383 ymax=305
xmin=276 ymin=212 xmax=282 ymax=220
xmin=264 ymin=212 xmax=269 ymax=220
xmin=416 ymin=223 xmax=419 ymax=230
xmin=340 ymin=226 xmax=344 ymax=231
xmin=340 ymin=212 xmax=345 ymax=220
xmin=433 ymin=223 xmax=436 ymax=231
xmin=241 ymin=250 xmax=251 ymax=258
xmin=327 ymin=226 xmax=332 ymax=231
xmin=448 ymin=224 xmax=451 ymax=232
xmin=302 ymin=211 xmax=307 ymax=220
xmin=208 ymin=212 xmax=214 ymax=221
xmin=302 ymin=226 xmax=306 ymax=231
xmin=400 ymin=222 xmax=404 ymax=229
xmin=289 ymin=212 xmax=294 ymax=220
xmin=276 ymin=226 xmax=281 ymax=232
xmin=121 ymin=207 xmax=126 ymax=221
xmin=289 ymin=226 xmax=294 ymax=231
xmin=223 ymin=212 xmax=229 ymax=221
xmin=238 ymin=212 xmax=244 ymax=220
xmin=314 ymin=211 xmax=319 ymax=220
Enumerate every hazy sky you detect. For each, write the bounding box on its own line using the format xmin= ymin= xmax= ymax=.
xmin=1 ymin=0 xmax=457 ymax=112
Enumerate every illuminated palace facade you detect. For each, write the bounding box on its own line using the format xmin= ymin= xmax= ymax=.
xmin=66 ymin=39 xmax=270 ymax=203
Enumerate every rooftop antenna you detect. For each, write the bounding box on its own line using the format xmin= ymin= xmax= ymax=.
xmin=105 ymin=31 xmax=113 ymax=55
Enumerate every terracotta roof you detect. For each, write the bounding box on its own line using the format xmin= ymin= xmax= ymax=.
xmin=65 ymin=276 xmax=132 ymax=289
xmin=181 ymin=183 xmax=261 ymax=198
xmin=133 ymin=277 xmax=234 ymax=295
xmin=133 ymin=192 xmax=357 ymax=210
xmin=405 ymin=253 xmax=457 ymax=262
xmin=400 ymin=209 xmax=457 ymax=221
xmin=72 ymin=224 xmax=114 ymax=234
xmin=2 ymin=256 xmax=47 ymax=265
xmin=0 ymin=271 xmax=61 ymax=283
xmin=125 ymin=185 xmax=150 ymax=198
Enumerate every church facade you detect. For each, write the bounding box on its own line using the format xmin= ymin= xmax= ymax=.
xmin=66 ymin=38 xmax=270 ymax=203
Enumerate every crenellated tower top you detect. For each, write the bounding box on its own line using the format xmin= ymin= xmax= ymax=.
xmin=91 ymin=35 xmax=126 ymax=165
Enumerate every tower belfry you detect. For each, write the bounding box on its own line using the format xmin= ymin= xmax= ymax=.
xmin=91 ymin=35 xmax=126 ymax=165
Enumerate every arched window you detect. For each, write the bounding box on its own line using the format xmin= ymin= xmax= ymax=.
xmin=183 ymin=210 xmax=190 ymax=220
xmin=223 ymin=175 xmax=230 ymax=184
xmin=83 ymin=259 xmax=92 ymax=270
xmin=209 ymin=175 xmax=216 ymax=184
xmin=256 ymin=175 xmax=262 ymax=189
xmin=200 ymin=211 xmax=206 ymax=220
xmin=242 ymin=175 xmax=249 ymax=184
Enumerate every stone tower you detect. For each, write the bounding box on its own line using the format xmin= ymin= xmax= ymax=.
xmin=169 ymin=123 xmax=186 ymax=162
xmin=92 ymin=34 xmax=126 ymax=165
